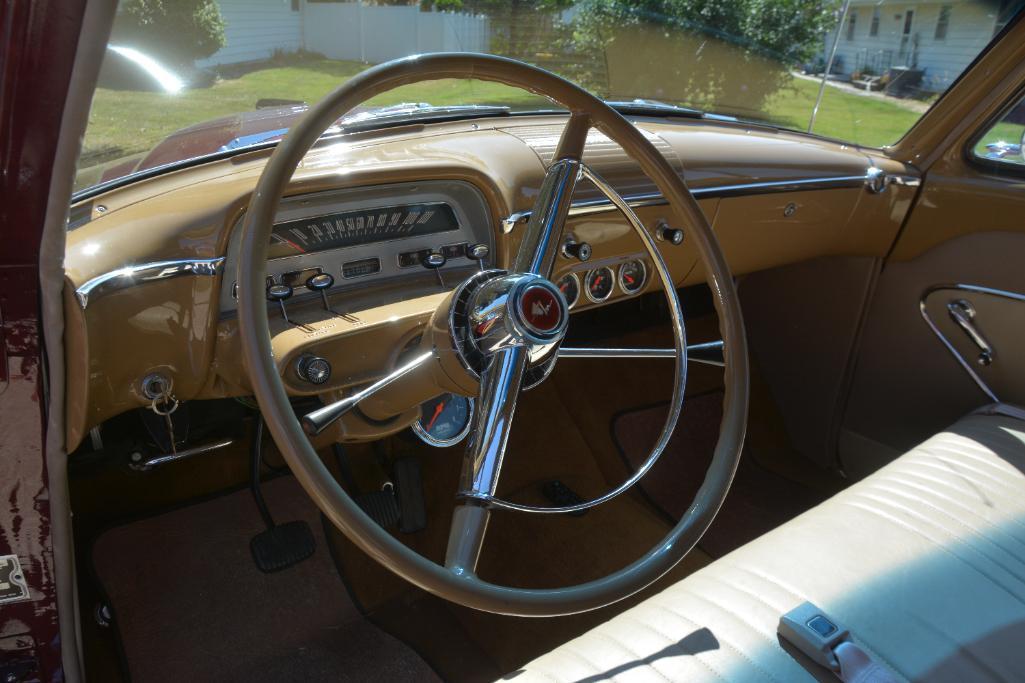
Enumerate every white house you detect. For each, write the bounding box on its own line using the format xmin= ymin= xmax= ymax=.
xmin=829 ymin=0 xmax=1017 ymax=92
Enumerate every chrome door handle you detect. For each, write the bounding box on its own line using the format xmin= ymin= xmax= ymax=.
xmin=947 ymin=299 xmax=994 ymax=366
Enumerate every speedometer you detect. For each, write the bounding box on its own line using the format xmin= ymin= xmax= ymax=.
xmin=268 ymin=202 xmax=459 ymax=258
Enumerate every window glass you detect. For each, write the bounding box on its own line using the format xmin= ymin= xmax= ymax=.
xmin=935 ymin=5 xmax=951 ymax=40
xmin=973 ymin=96 xmax=1025 ymax=168
xmin=74 ymin=0 xmax=1024 ymax=194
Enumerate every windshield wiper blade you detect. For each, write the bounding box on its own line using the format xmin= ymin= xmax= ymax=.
xmin=606 ymin=98 xmax=738 ymax=122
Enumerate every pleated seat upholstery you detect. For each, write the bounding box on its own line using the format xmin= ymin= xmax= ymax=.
xmin=507 ymin=410 xmax=1025 ymax=682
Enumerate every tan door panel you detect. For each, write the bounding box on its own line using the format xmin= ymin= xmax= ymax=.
xmin=841 ymin=231 xmax=1025 ymax=479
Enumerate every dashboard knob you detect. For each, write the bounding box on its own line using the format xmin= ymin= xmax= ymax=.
xmin=266 ymin=282 xmax=293 ymax=322
xmin=306 ymin=272 xmax=335 ymax=312
xmin=465 ymin=243 xmax=489 ymax=262
xmin=562 ymin=239 xmax=592 ymax=262
xmin=655 ymin=221 xmax=685 ymax=245
xmin=422 ymin=252 xmax=446 ymax=269
xmin=305 ymin=272 xmax=334 ymax=291
xmin=296 ymin=355 xmax=332 ymax=385
xmin=266 ymin=283 xmax=293 ymax=300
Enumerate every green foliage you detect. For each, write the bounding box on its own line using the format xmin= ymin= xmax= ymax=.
xmin=572 ymin=0 xmax=834 ymax=63
xmin=569 ymin=0 xmax=838 ymax=116
xmin=114 ymin=0 xmax=227 ymax=66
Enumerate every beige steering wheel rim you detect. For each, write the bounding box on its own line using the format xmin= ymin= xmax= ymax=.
xmin=237 ymin=52 xmax=748 ymax=617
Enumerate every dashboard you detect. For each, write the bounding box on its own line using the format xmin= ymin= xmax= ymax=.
xmin=219 ymin=180 xmax=494 ymax=315
xmin=63 ymin=112 xmax=919 ymax=450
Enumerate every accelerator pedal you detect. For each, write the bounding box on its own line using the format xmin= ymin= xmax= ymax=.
xmin=541 ymin=480 xmax=588 ymax=516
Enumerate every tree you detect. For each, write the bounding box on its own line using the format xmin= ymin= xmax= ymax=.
xmin=569 ymin=0 xmax=837 ymax=118
xmin=114 ymin=0 xmax=227 ymax=68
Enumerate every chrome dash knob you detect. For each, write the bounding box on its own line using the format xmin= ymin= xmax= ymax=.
xmin=655 ymin=221 xmax=684 ymax=245
xmin=296 ymin=355 xmax=331 ymax=385
xmin=266 ymin=282 xmax=293 ymax=322
xmin=466 ymin=243 xmax=489 ymax=270
xmin=422 ymin=251 xmax=446 ymax=286
xmin=562 ymin=238 xmax=592 ymax=262
xmin=305 ymin=272 xmax=334 ymax=311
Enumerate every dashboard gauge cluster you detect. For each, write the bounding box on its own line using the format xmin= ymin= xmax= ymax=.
xmin=268 ymin=202 xmax=460 ymax=259
xmin=219 ymin=180 xmax=493 ymax=314
xmin=562 ymin=257 xmax=650 ymax=309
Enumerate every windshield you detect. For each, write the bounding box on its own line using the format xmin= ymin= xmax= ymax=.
xmin=76 ymin=0 xmax=1024 ymax=194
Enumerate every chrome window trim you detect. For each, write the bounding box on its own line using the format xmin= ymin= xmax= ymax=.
xmin=502 ymin=170 xmax=920 ymax=231
xmin=75 ymin=257 xmax=225 ymax=309
xmin=919 ymin=283 xmax=1025 ymax=403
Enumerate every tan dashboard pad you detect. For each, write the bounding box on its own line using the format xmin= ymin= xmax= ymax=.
xmin=236 ymin=53 xmax=748 ymax=617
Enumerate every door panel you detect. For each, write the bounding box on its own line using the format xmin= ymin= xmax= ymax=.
xmin=841 ymin=231 xmax=1025 ymax=479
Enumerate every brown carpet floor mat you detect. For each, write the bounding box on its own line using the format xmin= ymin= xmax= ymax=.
xmin=92 ymin=476 xmax=440 ymax=683
xmin=613 ymin=392 xmax=826 ymax=558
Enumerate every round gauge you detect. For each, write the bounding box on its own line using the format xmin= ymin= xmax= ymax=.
xmin=412 ymin=393 xmax=474 ymax=447
xmin=584 ymin=266 xmax=615 ymax=303
xmin=619 ymin=259 xmax=647 ymax=295
xmin=555 ymin=273 xmax=580 ymax=308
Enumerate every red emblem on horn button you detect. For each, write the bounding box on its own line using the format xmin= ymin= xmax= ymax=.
xmin=519 ymin=284 xmax=562 ymax=334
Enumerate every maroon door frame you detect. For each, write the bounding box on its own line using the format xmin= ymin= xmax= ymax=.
xmin=1 ymin=0 xmax=88 ymax=679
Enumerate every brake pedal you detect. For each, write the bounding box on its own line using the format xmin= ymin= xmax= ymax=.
xmin=355 ymin=486 xmax=401 ymax=528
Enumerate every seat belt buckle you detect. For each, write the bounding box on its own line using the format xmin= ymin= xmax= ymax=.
xmin=778 ymin=602 xmax=850 ymax=672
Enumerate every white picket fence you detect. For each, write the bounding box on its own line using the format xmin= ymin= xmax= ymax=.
xmin=304 ymin=2 xmax=491 ymax=64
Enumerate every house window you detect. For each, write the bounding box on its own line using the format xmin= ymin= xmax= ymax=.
xmin=935 ymin=5 xmax=951 ymax=39
xmin=870 ymin=7 xmax=880 ymax=36
xmin=291 ymin=0 xmax=300 ymax=10
xmin=846 ymin=9 xmax=858 ymax=40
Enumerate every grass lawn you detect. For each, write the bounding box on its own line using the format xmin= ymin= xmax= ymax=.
xmin=78 ymin=56 xmax=933 ymax=189
xmin=764 ymin=77 xmax=923 ymax=147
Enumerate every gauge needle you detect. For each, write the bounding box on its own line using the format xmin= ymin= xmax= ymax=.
xmin=425 ymin=401 xmax=445 ymax=431
xmin=625 ymin=275 xmax=635 ymax=285
xmin=593 ymin=275 xmax=604 ymax=289
xmin=281 ymin=237 xmax=307 ymax=254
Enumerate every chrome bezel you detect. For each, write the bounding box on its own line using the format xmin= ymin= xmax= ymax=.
xmin=412 ymin=395 xmax=475 ymax=447
xmin=555 ymin=272 xmax=580 ymax=309
xmin=618 ymin=259 xmax=648 ymax=296
xmin=583 ymin=266 xmax=615 ymax=304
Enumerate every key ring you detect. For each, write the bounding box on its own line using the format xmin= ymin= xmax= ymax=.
xmin=150 ymin=396 xmax=179 ymax=416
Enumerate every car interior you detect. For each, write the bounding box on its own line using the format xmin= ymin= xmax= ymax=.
xmin=41 ymin=1 xmax=1025 ymax=681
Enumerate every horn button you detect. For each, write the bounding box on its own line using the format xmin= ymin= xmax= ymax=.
xmin=518 ymin=284 xmax=563 ymax=335
xmin=466 ymin=273 xmax=569 ymax=357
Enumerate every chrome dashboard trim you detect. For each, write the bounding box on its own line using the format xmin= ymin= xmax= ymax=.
xmin=501 ymin=171 xmax=919 ymax=231
xmin=75 ymin=257 xmax=225 ymax=309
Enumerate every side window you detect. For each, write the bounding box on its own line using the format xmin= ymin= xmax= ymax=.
xmin=973 ymin=95 xmax=1025 ymax=167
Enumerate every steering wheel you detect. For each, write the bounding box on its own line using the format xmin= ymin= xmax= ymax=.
xmin=237 ymin=53 xmax=748 ymax=617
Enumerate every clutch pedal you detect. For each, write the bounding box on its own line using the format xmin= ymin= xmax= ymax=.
xmin=248 ymin=417 xmax=316 ymax=573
